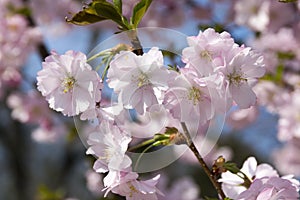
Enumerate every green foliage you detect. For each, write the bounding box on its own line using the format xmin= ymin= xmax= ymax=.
xmin=67 ymin=0 xmax=129 ymax=30
xmin=6 ymin=3 xmax=31 ymax=17
xmin=94 ymin=1 xmax=128 ymax=29
xmin=37 ymin=185 xmax=64 ymax=200
xmin=131 ymin=0 xmax=152 ymax=28
xmin=262 ymin=63 xmax=284 ymax=84
xmin=113 ymin=0 xmax=122 ymax=14
xmin=67 ymin=0 xmax=153 ymax=31
xmin=278 ymin=0 xmax=297 ymax=3
xmin=223 ymin=162 xmax=240 ymax=174
xmin=66 ymin=2 xmax=107 ymax=26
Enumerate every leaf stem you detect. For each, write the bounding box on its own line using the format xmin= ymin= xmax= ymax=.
xmin=180 ymin=122 xmax=226 ymax=200
xmin=127 ymin=29 xmax=143 ymax=55
xmin=128 ymin=138 xmax=156 ymax=152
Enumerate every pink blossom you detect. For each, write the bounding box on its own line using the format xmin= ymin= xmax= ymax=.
xmin=158 ymin=176 xmax=200 ymax=200
xmin=226 ymin=106 xmax=259 ymax=130
xmin=273 ymin=139 xmax=300 ymax=176
xmin=237 ymin=176 xmax=299 ymax=200
xmin=107 ymin=47 xmax=175 ymax=115
xmin=0 ymin=14 xmax=41 ymax=87
xmin=277 ymin=90 xmax=300 ymax=141
xmin=86 ymin=121 xmax=132 ymax=173
xmin=253 ymin=81 xmax=290 ymax=113
xmin=222 ymin=47 xmax=265 ymax=109
xmin=104 ymin=171 xmax=161 ymax=200
xmin=234 ymin=0 xmax=270 ymax=32
xmin=182 ymin=28 xmax=236 ymax=76
xmin=219 ymin=156 xmax=278 ymax=199
xmin=85 ymin=170 xmax=103 ymax=196
xmin=29 ymin=0 xmax=81 ymax=35
xmin=7 ymin=91 xmax=52 ymax=126
xmin=31 ymin=122 xmax=67 ymax=143
xmin=163 ymin=68 xmax=217 ymax=125
xmin=37 ymin=50 xmax=102 ymax=116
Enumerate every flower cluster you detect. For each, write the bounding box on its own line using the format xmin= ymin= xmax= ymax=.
xmin=36 ymin=28 xmax=267 ymax=199
xmin=219 ymin=157 xmax=300 ymax=199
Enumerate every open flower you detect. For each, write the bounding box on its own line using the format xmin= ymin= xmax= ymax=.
xmin=222 ymin=48 xmax=265 ymax=109
xmin=237 ymin=176 xmax=299 ymax=200
xmin=37 ymin=50 xmax=102 ymax=116
xmin=107 ymin=47 xmax=175 ymax=115
xmin=86 ymin=120 xmax=132 ymax=173
xmin=219 ymin=156 xmax=278 ymax=199
xmin=182 ymin=28 xmax=236 ymax=76
xmin=104 ymin=170 xmax=161 ymax=200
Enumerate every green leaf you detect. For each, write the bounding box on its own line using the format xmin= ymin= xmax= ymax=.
xmin=66 ymin=11 xmax=107 ymax=25
xmin=278 ymin=0 xmax=297 ymax=3
xmin=66 ymin=1 xmax=107 ymax=25
xmin=131 ymin=0 xmax=152 ymax=28
xmin=67 ymin=0 xmax=129 ymax=30
xmin=113 ymin=0 xmax=122 ymax=14
xmin=94 ymin=1 xmax=126 ymax=28
xmin=224 ymin=162 xmax=240 ymax=174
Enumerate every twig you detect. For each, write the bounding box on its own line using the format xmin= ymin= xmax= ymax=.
xmin=180 ymin=122 xmax=226 ymax=200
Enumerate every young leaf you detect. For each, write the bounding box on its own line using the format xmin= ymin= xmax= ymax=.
xmin=113 ymin=0 xmax=122 ymax=14
xmin=131 ymin=0 xmax=152 ymax=28
xmin=224 ymin=162 xmax=240 ymax=174
xmin=94 ymin=1 xmax=127 ymax=29
xmin=66 ymin=10 xmax=107 ymax=25
xmin=66 ymin=1 xmax=107 ymax=25
xmin=67 ymin=0 xmax=129 ymax=29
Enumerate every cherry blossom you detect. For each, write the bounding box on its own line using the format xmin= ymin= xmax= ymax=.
xmin=107 ymin=47 xmax=175 ymax=115
xmin=37 ymin=50 xmax=102 ymax=116
xmin=234 ymin=0 xmax=270 ymax=32
xmin=237 ymin=176 xmax=299 ymax=200
xmin=0 ymin=14 xmax=41 ymax=87
xmin=222 ymin=47 xmax=265 ymax=109
xmin=219 ymin=156 xmax=278 ymax=199
xmin=182 ymin=28 xmax=236 ymax=76
xmin=226 ymin=106 xmax=259 ymax=130
xmin=158 ymin=176 xmax=200 ymax=200
xmin=86 ymin=120 xmax=132 ymax=173
xmin=277 ymin=89 xmax=300 ymax=141
xmin=104 ymin=170 xmax=161 ymax=200
xmin=163 ymin=68 xmax=216 ymax=125
xmin=7 ymin=91 xmax=51 ymax=125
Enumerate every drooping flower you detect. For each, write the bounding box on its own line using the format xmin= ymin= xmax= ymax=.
xmin=37 ymin=50 xmax=102 ymax=116
xmin=86 ymin=120 xmax=132 ymax=173
xmin=104 ymin=170 xmax=162 ymax=200
xmin=107 ymin=47 xmax=176 ymax=115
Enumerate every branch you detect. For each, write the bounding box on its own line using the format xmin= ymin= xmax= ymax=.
xmin=180 ymin=122 xmax=226 ymax=200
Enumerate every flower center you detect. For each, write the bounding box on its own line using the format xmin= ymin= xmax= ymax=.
xmin=128 ymin=182 xmax=139 ymax=197
xmin=137 ymin=72 xmax=150 ymax=88
xmin=227 ymin=70 xmax=247 ymax=86
xmin=99 ymin=148 xmax=113 ymax=163
xmin=200 ymin=50 xmax=212 ymax=61
xmin=62 ymin=76 xmax=76 ymax=93
xmin=188 ymin=86 xmax=202 ymax=105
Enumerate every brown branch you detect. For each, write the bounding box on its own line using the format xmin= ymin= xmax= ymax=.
xmin=181 ymin=122 xmax=226 ymax=200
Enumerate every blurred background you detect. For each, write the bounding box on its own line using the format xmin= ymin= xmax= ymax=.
xmin=1 ymin=0 xmax=300 ymax=199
